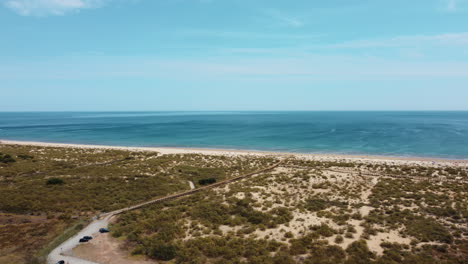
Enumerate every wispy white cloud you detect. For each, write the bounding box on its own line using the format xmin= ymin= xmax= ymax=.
xmin=4 ymin=0 xmax=106 ymax=16
xmin=328 ymin=32 xmax=468 ymax=48
xmin=176 ymin=29 xmax=319 ymax=40
xmin=2 ymin=54 xmax=468 ymax=81
xmin=205 ymin=32 xmax=468 ymax=60
xmin=442 ymin=0 xmax=468 ymax=12
xmin=446 ymin=0 xmax=457 ymax=11
xmin=263 ymin=9 xmax=304 ymax=28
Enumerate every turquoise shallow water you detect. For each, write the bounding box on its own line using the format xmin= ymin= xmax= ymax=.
xmin=0 ymin=111 xmax=467 ymax=159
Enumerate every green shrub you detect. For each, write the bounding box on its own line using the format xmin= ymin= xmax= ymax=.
xmin=304 ymin=198 xmax=346 ymax=212
xmin=405 ymin=218 xmax=452 ymax=243
xmin=306 ymin=244 xmax=346 ymax=264
xmin=0 ymin=153 xmax=16 ymax=163
xmin=17 ymin=154 xmax=34 ymax=160
xmin=46 ymin=178 xmax=64 ymax=185
xmin=346 ymin=240 xmax=375 ymax=263
xmin=272 ymin=251 xmax=295 ymax=264
xmin=335 ymin=235 xmax=344 ymax=244
xmin=148 ymin=242 xmax=177 ymax=261
xmin=199 ymin=178 xmax=217 ymax=185
xmin=310 ymin=224 xmax=335 ymax=237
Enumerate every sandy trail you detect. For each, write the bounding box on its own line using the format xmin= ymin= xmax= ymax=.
xmin=188 ymin=180 xmax=195 ymax=189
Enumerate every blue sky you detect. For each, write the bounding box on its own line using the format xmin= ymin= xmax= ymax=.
xmin=1 ymin=0 xmax=468 ymax=111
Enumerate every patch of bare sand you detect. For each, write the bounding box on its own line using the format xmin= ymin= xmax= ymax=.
xmin=73 ymin=233 xmax=155 ymax=264
xmin=253 ymin=211 xmax=335 ymax=241
xmin=367 ymin=230 xmax=411 ymax=255
xmin=358 ymin=206 xmax=374 ymax=217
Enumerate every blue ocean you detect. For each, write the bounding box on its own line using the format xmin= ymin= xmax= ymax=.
xmin=0 ymin=111 xmax=467 ymax=159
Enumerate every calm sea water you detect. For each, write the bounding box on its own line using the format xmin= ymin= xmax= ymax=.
xmin=0 ymin=111 xmax=467 ymax=159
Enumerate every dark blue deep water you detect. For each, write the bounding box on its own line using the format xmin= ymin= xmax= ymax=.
xmin=1 ymin=111 xmax=467 ymax=159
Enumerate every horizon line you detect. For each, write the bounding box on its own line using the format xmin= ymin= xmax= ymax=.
xmin=1 ymin=110 xmax=468 ymax=113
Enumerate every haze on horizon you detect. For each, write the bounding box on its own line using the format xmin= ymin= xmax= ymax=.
xmin=1 ymin=0 xmax=468 ymax=111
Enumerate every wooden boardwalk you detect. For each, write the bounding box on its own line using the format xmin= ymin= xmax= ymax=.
xmin=108 ymin=160 xmax=283 ymax=216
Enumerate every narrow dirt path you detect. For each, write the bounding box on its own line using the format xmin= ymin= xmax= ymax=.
xmin=188 ymin=180 xmax=195 ymax=190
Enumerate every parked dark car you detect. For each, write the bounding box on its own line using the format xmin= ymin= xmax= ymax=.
xmin=83 ymin=236 xmax=93 ymax=240
xmin=79 ymin=238 xmax=89 ymax=243
xmin=99 ymin=228 xmax=109 ymax=233
xmin=56 ymin=261 xmax=65 ymax=264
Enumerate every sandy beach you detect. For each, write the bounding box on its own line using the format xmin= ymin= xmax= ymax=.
xmin=1 ymin=139 xmax=467 ymax=168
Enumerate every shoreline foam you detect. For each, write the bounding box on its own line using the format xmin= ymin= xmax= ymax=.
xmin=1 ymin=139 xmax=467 ymax=167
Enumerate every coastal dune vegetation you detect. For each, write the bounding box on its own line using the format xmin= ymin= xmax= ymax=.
xmin=0 ymin=143 xmax=467 ymax=264
xmin=109 ymin=157 xmax=467 ymax=264
xmin=0 ymin=144 xmax=271 ymax=263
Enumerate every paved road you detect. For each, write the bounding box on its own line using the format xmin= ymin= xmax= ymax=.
xmin=47 ymin=214 xmax=113 ymax=264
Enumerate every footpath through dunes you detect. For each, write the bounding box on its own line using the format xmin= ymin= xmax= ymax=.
xmin=47 ymin=160 xmax=283 ymax=264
